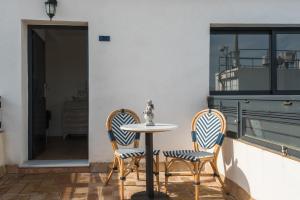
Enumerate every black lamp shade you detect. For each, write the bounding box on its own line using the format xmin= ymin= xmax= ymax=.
xmin=45 ymin=0 xmax=57 ymax=20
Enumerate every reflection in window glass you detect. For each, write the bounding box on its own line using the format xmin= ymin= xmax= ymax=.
xmin=210 ymin=33 xmax=270 ymax=92
xmin=243 ymin=118 xmax=300 ymax=150
xmin=277 ymin=34 xmax=300 ymax=90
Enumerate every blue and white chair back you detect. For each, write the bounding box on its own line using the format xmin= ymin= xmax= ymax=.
xmin=106 ymin=109 xmax=141 ymax=149
xmin=191 ymin=109 xmax=226 ymax=150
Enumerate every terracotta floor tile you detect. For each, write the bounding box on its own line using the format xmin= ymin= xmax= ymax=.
xmin=5 ymin=183 xmax=26 ymax=194
xmin=0 ymin=172 xmax=231 ymax=200
xmin=20 ymin=183 xmax=41 ymax=194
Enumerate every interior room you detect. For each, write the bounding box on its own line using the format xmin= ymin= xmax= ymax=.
xmin=30 ymin=27 xmax=88 ymax=160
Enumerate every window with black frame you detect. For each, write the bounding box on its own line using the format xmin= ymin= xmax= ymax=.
xmin=209 ymin=27 xmax=300 ymax=158
xmin=210 ymin=28 xmax=300 ymax=95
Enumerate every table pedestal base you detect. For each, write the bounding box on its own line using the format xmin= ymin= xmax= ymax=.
xmin=131 ymin=191 xmax=170 ymax=200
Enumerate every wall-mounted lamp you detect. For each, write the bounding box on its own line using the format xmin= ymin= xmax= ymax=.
xmin=45 ymin=0 xmax=57 ymax=21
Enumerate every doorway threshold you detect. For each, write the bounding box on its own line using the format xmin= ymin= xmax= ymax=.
xmin=19 ymin=160 xmax=89 ymax=168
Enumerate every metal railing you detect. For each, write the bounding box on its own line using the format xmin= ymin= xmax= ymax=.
xmin=218 ymin=48 xmax=300 ymax=72
xmin=218 ymin=49 xmax=270 ymax=72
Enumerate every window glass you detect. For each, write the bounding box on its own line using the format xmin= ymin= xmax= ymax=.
xmin=210 ymin=33 xmax=270 ymax=92
xmin=243 ymin=118 xmax=300 ymax=150
xmin=277 ymin=34 xmax=300 ymax=90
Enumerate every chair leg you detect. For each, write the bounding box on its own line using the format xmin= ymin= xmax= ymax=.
xmin=134 ymin=159 xmax=140 ymax=180
xmin=193 ymin=162 xmax=201 ymax=200
xmin=105 ymin=157 xmax=117 ymax=186
xmin=210 ymin=161 xmax=225 ymax=191
xmin=155 ymin=154 xmax=160 ymax=192
xmin=136 ymin=167 xmax=140 ymax=180
xmin=119 ymin=159 xmax=125 ymax=200
xmin=164 ymin=157 xmax=169 ymax=193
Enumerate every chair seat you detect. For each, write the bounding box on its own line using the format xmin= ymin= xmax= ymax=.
xmin=115 ymin=148 xmax=160 ymax=159
xmin=163 ymin=150 xmax=214 ymax=162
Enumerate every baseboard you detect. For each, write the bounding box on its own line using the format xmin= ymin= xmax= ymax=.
xmin=90 ymin=162 xmax=110 ymax=173
xmin=19 ymin=160 xmax=89 ymax=168
xmin=6 ymin=164 xmax=89 ymax=174
xmin=220 ymin=174 xmax=253 ymax=200
xmin=0 ymin=165 xmax=6 ymax=177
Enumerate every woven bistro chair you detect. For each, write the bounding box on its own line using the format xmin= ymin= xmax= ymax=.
xmin=163 ymin=109 xmax=227 ymax=200
xmin=104 ymin=109 xmax=160 ymax=200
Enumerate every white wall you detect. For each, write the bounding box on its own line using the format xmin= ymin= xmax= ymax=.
xmin=45 ymin=29 xmax=87 ymax=136
xmin=1 ymin=0 xmax=300 ymax=199
xmin=218 ymin=138 xmax=300 ymax=200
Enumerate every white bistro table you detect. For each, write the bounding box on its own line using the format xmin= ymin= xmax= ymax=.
xmin=120 ymin=123 xmax=177 ymax=199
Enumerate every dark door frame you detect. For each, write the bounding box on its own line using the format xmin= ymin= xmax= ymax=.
xmin=27 ymin=25 xmax=89 ymax=160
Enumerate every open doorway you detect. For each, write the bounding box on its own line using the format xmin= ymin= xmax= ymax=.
xmin=28 ymin=25 xmax=88 ymax=160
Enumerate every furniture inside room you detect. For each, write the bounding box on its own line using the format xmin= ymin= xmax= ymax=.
xmin=63 ymin=98 xmax=88 ymax=139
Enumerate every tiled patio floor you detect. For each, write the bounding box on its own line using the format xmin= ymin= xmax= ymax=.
xmin=0 ymin=172 xmax=234 ymax=200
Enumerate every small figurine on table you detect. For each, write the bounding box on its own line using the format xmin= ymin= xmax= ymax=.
xmin=143 ymin=100 xmax=155 ymax=126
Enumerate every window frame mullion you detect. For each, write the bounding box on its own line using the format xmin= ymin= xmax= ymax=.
xmin=270 ymin=30 xmax=277 ymax=94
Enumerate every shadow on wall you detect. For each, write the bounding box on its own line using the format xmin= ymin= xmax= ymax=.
xmin=0 ymin=134 xmax=4 ymax=166
xmin=222 ymin=138 xmax=251 ymax=199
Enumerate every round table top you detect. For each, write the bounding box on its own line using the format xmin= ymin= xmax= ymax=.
xmin=120 ymin=123 xmax=178 ymax=133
